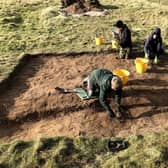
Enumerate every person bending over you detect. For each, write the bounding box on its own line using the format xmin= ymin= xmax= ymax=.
xmin=83 ymin=68 xmax=124 ymax=119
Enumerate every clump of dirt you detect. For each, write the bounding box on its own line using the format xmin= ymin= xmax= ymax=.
xmin=61 ymin=0 xmax=103 ymax=14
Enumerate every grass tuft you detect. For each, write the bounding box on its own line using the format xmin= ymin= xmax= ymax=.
xmin=0 ymin=133 xmax=168 ymax=167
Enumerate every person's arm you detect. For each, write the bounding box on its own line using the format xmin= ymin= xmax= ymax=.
xmin=114 ymin=88 xmax=122 ymax=106
xmin=144 ymin=37 xmax=150 ymax=55
xmin=114 ymin=88 xmax=124 ymax=113
xmin=112 ymin=30 xmax=120 ymax=41
xmin=157 ymin=38 xmax=162 ymax=57
xmin=99 ymin=87 xmax=113 ymax=114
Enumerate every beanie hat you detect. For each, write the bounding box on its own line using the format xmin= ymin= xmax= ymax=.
xmin=113 ymin=20 xmax=124 ymax=28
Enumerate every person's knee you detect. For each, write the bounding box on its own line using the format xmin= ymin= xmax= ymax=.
xmin=119 ymin=48 xmax=125 ymax=59
xmin=125 ymin=48 xmax=131 ymax=59
xmin=88 ymin=89 xmax=93 ymax=97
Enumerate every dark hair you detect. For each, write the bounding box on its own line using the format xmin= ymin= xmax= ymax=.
xmin=113 ymin=20 xmax=124 ymax=28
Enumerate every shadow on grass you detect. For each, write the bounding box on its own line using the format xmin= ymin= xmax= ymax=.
xmin=102 ymin=5 xmax=119 ymax=10
xmin=0 ymin=54 xmax=46 ymax=123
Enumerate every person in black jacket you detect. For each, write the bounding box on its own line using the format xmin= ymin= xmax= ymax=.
xmin=113 ymin=20 xmax=132 ymax=59
xmin=144 ymin=27 xmax=163 ymax=60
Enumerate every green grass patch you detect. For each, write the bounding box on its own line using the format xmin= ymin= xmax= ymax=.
xmin=0 ymin=133 xmax=168 ymax=167
xmin=147 ymin=0 xmax=168 ymax=5
xmin=0 ymin=0 xmax=168 ymax=80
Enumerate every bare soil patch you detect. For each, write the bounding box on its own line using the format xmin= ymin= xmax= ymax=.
xmin=0 ymin=52 xmax=168 ymax=141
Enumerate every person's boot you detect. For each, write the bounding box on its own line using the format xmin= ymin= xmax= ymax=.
xmin=125 ymin=53 xmax=129 ymax=59
xmin=119 ymin=54 xmax=125 ymax=59
xmin=154 ymin=56 xmax=159 ymax=64
xmin=119 ymin=48 xmax=125 ymax=59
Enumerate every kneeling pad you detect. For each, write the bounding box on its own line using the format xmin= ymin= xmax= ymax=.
xmin=75 ymin=88 xmax=98 ymax=100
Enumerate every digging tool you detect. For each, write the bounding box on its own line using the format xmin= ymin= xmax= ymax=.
xmin=55 ymin=87 xmax=78 ymax=94
xmin=55 ymin=87 xmax=98 ymax=100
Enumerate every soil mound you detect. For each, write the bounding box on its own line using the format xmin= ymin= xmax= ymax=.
xmin=61 ymin=0 xmax=103 ymax=14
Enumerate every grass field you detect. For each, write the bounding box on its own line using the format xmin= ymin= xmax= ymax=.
xmin=0 ymin=0 xmax=168 ymax=167
xmin=0 ymin=133 xmax=168 ymax=167
xmin=0 ymin=0 xmax=168 ymax=80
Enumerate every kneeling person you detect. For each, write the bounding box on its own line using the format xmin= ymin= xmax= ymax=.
xmin=83 ymin=69 xmax=124 ymax=119
xmin=144 ymin=27 xmax=163 ymax=63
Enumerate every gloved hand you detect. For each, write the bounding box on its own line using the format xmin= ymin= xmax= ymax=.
xmin=154 ymin=56 xmax=159 ymax=64
xmin=145 ymin=53 xmax=149 ymax=59
xmin=114 ymin=105 xmax=124 ymax=119
xmin=115 ymin=111 xmax=122 ymax=119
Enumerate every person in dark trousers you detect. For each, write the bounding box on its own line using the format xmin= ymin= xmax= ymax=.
xmin=113 ymin=20 xmax=132 ymax=59
xmin=83 ymin=69 xmax=124 ymax=119
xmin=144 ymin=27 xmax=163 ymax=62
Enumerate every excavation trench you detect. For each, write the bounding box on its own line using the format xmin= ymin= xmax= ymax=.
xmin=0 ymin=52 xmax=168 ymax=141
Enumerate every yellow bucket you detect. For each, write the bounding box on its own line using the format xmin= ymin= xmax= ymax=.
xmin=135 ymin=58 xmax=149 ymax=74
xmin=100 ymin=36 xmax=104 ymax=43
xmin=95 ymin=37 xmax=104 ymax=45
xmin=113 ymin=69 xmax=130 ymax=85
xmin=112 ymin=40 xmax=119 ymax=49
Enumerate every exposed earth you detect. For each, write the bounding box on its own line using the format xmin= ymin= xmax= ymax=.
xmin=61 ymin=0 xmax=103 ymax=14
xmin=0 ymin=52 xmax=168 ymax=141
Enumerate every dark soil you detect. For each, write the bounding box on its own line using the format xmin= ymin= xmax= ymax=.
xmin=62 ymin=0 xmax=103 ymax=14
